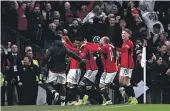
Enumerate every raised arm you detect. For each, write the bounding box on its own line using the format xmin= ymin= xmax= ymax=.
xmin=66 ymin=48 xmax=82 ymax=62
xmin=65 ymin=36 xmax=74 ymax=47
xmin=87 ymin=1 xmax=95 ymax=12
xmin=64 ymin=42 xmax=78 ymax=53
xmin=86 ymin=42 xmax=101 ymax=52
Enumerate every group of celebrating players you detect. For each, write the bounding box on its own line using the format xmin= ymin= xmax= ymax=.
xmin=42 ymin=28 xmax=138 ymax=106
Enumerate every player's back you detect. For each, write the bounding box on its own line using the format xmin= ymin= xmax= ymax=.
xmin=101 ymin=45 xmax=117 ymax=73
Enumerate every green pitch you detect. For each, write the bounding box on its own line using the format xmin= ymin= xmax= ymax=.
xmin=1 ymin=104 xmax=170 ymax=111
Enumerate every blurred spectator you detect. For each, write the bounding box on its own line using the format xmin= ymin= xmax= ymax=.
xmin=149 ymin=56 xmax=168 ymax=104
xmin=27 ymin=4 xmax=44 ymax=47
xmin=147 ymin=23 xmax=164 ymax=50
xmin=52 ymin=18 xmax=63 ymax=33
xmin=82 ymin=5 xmax=107 ymax=24
xmin=25 ymin=46 xmax=32 ymax=53
xmin=1 ymin=46 xmax=7 ymax=76
xmin=24 ymin=49 xmax=41 ymax=84
xmin=2 ymin=1 xmax=18 ymax=30
xmin=101 ymin=1 xmax=116 ymax=15
xmin=0 ymin=72 xmax=6 ymax=106
xmin=5 ymin=44 xmax=22 ymax=105
xmin=105 ymin=17 xmax=118 ymax=44
xmin=52 ymin=11 xmax=60 ymax=20
xmin=92 ymin=11 xmax=107 ymax=37
xmin=44 ymin=23 xmax=61 ymax=49
xmin=111 ymin=19 xmax=127 ymax=47
xmin=67 ymin=19 xmax=84 ymax=42
xmin=162 ymin=8 xmax=170 ymax=37
xmin=156 ymin=45 xmax=169 ymax=62
xmin=16 ymin=1 xmax=28 ymax=37
xmin=158 ymin=32 xmax=169 ymax=48
xmin=162 ymin=56 xmax=170 ymax=104
xmin=76 ymin=1 xmax=95 ymax=20
xmin=133 ymin=16 xmax=148 ymax=40
xmin=42 ymin=2 xmax=53 ymax=25
xmin=64 ymin=2 xmax=74 ymax=24
xmin=139 ymin=0 xmax=155 ymax=13
xmin=1 ymin=47 xmax=7 ymax=106
xmin=17 ymin=56 xmax=41 ymax=105
xmin=110 ymin=4 xmax=120 ymax=17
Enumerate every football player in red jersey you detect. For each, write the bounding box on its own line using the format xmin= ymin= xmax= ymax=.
xmin=75 ymin=41 xmax=101 ymax=105
xmin=116 ymin=29 xmax=138 ymax=104
xmin=63 ymin=39 xmax=84 ymax=105
xmin=98 ymin=36 xmax=118 ymax=105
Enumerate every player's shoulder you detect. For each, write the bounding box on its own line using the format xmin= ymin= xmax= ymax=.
xmin=127 ymin=39 xmax=134 ymax=45
xmin=101 ymin=45 xmax=108 ymax=49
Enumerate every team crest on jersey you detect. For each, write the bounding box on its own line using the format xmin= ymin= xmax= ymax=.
xmin=31 ymin=67 xmax=33 ymax=69
xmin=23 ymin=67 xmax=26 ymax=71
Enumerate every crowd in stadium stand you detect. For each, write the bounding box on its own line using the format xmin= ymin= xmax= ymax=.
xmin=1 ymin=1 xmax=170 ymax=106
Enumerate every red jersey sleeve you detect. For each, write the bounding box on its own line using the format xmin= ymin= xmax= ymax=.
xmin=65 ymin=36 xmax=74 ymax=47
xmin=62 ymin=36 xmax=74 ymax=47
xmin=86 ymin=42 xmax=101 ymax=52
xmin=86 ymin=42 xmax=100 ymax=48
xmin=64 ymin=42 xmax=78 ymax=53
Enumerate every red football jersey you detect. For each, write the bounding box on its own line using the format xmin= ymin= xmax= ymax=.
xmin=101 ymin=44 xmax=118 ymax=73
xmin=116 ymin=39 xmax=134 ymax=69
xmin=80 ymin=43 xmax=99 ymax=70
xmin=64 ymin=42 xmax=80 ymax=69
xmin=61 ymin=35 xmax=74 ymax=47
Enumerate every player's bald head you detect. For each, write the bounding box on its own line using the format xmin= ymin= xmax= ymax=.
xmin=101 ymin=36 xmax=110 ymax=44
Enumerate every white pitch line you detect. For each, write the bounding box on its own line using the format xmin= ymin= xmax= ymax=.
xmin=43 ymin=104 xmax=137 ymax=111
